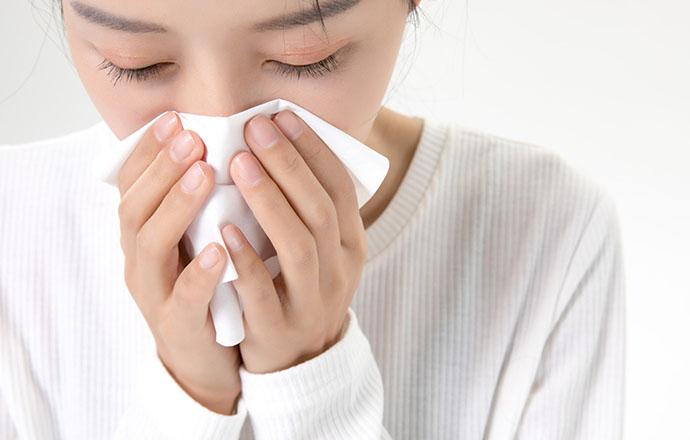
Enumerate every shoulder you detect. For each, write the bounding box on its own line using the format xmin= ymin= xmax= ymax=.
xmin=434 ymin=122 xmax=623 ymax=317
xmin=0 ymin=120 xmax=110 ymax=160
xmin=0 ymin=120 xmax=110 ymax=185
xmin=439 ymin=122 xmax=617 ymax=220
xmin=434 ymin=122 xmax=621 ymax=272
xmin=0 ymin=120 xmax=115 ymax=224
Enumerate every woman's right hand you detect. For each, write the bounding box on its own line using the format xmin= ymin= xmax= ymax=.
xmin=116 ymin=111 xmax=242 ymax=415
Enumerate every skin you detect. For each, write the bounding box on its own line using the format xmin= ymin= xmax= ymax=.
xmin=61 ymin=0 xmax=423 ymax=415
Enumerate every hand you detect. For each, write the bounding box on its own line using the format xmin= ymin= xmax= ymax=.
xmin=220 ymin=110 xmax=368 ymax=374
xmin=116 ymin=112 xmax=241 ymax=414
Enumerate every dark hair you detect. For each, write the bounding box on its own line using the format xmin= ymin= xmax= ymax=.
xmin=55 ymin=1 xmax=421 ymax=30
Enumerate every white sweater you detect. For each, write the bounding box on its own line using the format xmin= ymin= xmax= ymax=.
xmin=0 ymin=116 xmax=625 ymax=439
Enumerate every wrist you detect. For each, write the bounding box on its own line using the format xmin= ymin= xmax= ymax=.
xmin=158 ymin=350 xmax=242 ymax=415
xmin=286 ymin=311 xmax=351 ymax=370
xmin=181 ymin=380 xmax=242 ymax=415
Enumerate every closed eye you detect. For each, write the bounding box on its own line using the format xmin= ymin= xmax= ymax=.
xmin=98 ymin=49 xmax=343 ymax=87
xmin=97 ymin=58 xmax=169 ymax=86
xmin=271 ymin=53 xmax=340 ymax=80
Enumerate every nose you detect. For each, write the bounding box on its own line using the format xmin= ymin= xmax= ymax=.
xmin=173 ymin=52 xmax=261 ymax=117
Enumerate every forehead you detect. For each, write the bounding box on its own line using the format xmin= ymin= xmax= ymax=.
xmin=67 ymin=0 xmax=363 ymax=35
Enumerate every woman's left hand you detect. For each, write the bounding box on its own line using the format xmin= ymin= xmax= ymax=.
xmin=221 ymin=110 xmax=369 ymax=374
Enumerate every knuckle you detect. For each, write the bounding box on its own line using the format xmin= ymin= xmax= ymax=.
xmin=258 ymin=300 xmax=285 ymax=331
xmin=173 ymin=281 xmax=199 ymax=308
xmin=343 ymin=234 xmax=368 ymax=260
xmin=280 ymin=151 xmax=301 ymax=174
xmin=338 ymin=179 xmax=358 ymax=208
xmin=254 ymin=285 xmax=277 ymax=308
xmin=135 ymin=226 xmax=161 ymax=258
xmin=329 ymin=271 xmax=347 ymax=293
xmin=117 ymin=175 xmax=129 ymax=196
xmin=117 ymin=166 xmax=138 ymax=196
xmin=301 ymin=140 xmax=325 ymax=163
xmin=172 ymin=268 xmax=207 ymax=307
xmin=117 ymin=196 xmax=138 ymax=231
xmin=355 ymin=234 xmax=369 ymax=258
xmin=123 ymin=265 xmax=136 ymax=291
xmin=311 ymin=203 xmax=335 ymax=230
xmin=244 ymin=256 xmax=268 ymax=281
xmin=291 ymin=238 xmax=316 ymax=267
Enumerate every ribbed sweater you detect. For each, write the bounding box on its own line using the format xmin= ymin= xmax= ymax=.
xmin=0 ymin=115 xmax=625 ymax=439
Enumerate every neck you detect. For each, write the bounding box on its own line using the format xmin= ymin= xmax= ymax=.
xmin=360 ymin=106 xmax=424 ymax=230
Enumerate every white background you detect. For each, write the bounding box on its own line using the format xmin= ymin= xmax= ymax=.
xmin=1 ymin=0 xmax=688 ymax=438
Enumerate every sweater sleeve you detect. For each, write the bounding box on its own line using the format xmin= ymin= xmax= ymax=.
xmin=0 ymin=392 xmax=17 ymax=439
xmin=113 ymin=346 xmax=247 ymax=439
xmin=515 ymin=192 xmax=626 ymax=439
xmin=238 ymin=307 xmax=392 ymax=439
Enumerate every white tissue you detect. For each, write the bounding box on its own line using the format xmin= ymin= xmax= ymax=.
xmin=91 ymin=99 xmax=389 ymax=346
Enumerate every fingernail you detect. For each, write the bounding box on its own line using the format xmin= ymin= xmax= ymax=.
xmin=248 ymin=115 xmax=279 ymax=149
xmin=169 ymin=131 xmax=196 ymax=163
xmin=234 ymin=153 xmax=263 ymax=186
xmin=181 ymin=163 xmax=204 ymax=193
xmin=273 ymin=111 xmax=303 ymax=141
xmin=222 ymin=225 xmax=244 ymax=252
xmin=154 ymin=111 xmax=179 ymax=143
xmin=199 ymin=245 xmax=220 ymax=269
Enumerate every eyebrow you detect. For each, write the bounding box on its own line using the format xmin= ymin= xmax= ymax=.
xmin=253 ymin=0 xmax=362 ymax=32
xmin=69 ymin=0 xmax=362 ymax=34
xmin=69 ymin=1 xmax=166 ymax=33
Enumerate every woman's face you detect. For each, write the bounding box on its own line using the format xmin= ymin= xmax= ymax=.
xmin=62 ymin=0 xmax=414 ymax=142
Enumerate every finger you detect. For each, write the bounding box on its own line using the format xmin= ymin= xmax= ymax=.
xmin=228 ymin=152 xmax=319 ymax=311
xmin=244 ymin=114 xmax=341 ymax=279
xmin=136 ymin=161 xmax=215 ymax=306
xmin=220 ymin=224 xmax=284 ymax=336
xmin=119 ymin=130 xmax=205 ymax=258
xmin=117 ymin=111 xmax=182 ymax=197
xmin=169 ymin=242 xmax=227 ymax=333
xmin=272 ymin=111 xmax=366 ymax=257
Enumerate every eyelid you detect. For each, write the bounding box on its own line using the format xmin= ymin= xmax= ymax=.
xmin=276 ymin=42 xmax=351 ymax=66
xmin=280 ymin=38 xmax=350 ymax=57
xmin=105 ymin=53 xmax=149 ymax=62
xmin=97 ymin=45 xmax=154 ymax=61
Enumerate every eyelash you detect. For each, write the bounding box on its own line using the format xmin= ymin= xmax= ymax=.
xmin=273 ymin=53 xmax=340 ymax=80
xmin=97 ymin=53 xmax=340 ymax=86
xmin=97 ymin=58 xmax=167 ymax=86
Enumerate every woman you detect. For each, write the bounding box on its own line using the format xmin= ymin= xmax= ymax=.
xmin=0 ymin=0 xmax=625 ymax=438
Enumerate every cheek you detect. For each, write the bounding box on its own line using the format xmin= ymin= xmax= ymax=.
xmin=274 ymin=21 xmax=407 ymax=144
xmin=64 ymin=23 xmax=175 ymax=139
xmin=64 ymin=34 xmax=164 ymax=139
xmin=276 ymin=41 xmax=405 ymax=145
